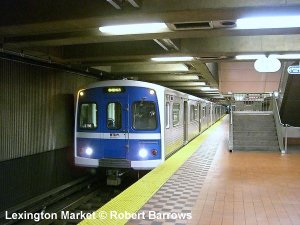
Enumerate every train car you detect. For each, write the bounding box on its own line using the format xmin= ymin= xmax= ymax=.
xmin=74 ymin=80 xmax=225 ymax=184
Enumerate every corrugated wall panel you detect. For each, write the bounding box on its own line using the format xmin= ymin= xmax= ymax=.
xmin=0 ymin=59 xmax=97 ymax=161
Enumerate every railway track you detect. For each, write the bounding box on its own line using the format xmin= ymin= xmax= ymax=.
xmin=1 ymin=170 xmax=142 ymax=225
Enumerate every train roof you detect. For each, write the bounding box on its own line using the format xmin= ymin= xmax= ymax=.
xmin=83 ymin=79 xmax=215 ymax=104
xmin=85 ymin=79 xmax=165 ymax=91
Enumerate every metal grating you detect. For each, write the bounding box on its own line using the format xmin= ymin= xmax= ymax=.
xmin=99 ymin=159 xmax=131 ymax=168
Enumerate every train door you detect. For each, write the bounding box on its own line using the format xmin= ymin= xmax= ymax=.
xmin=198 ymin=103 xmax=201 ymax=133
xmin=209 ymin=104 xmax=213 ymax=126
xmin=102 ymin=96 xmax=129 ymax=158
xmin=203 ymin=104 xmax=208 ymax=130
xmin=184 ymin=101 xmax=188 ymax=143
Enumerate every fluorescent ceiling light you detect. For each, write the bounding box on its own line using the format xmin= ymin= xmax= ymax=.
xmin=236 ymin=54 xmax=300 ymax=60
xmin=236 ymin=15 xmax=300 ymax=29
xmin=200 ymin=87 xmax=219 ymax=91
xmin=236 ymin=55 xmax=265 ymax=60
xmin=270 ymin=54 xmax=300 ymax=59
xmin=151 ymin=56 xmax=194 ymax=62
xmin=197 ymin=82 xmax=206 ymax=86
xmin=99 ymin=23 xmax=169 ymax=35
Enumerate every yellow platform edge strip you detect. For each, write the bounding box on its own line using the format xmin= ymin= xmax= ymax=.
xmin=80 ymin=117 xmax=225 ymax=225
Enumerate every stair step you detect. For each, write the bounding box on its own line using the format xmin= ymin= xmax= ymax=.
xmin=234 ymin=114 xmax=274 ymax=118
xmin=233 ymin=131 xmax=277 ymax=137
xmin=233 ymin=135 xmax=278 ymax=141
xmin=233 ymin=121 xmax=275 ymax=125
xmin=231 ymin=113 xmax=280 ymax=152
xmin=233 ymin=116 xmax=274 ymax=121
xmin=233 ymin=140 xmax=279 ymax=146
xmin=233 ymin=146 xmax=279 ymax=151
xmin=233 ymin=127 xmax=276 ymax=132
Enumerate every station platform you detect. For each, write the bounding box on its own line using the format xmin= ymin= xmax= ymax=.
xmin=81 ymin=115 xmax=300 ymax=225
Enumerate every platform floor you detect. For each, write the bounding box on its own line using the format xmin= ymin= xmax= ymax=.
xmin=129 ymin=116 xmax=300 ymax=225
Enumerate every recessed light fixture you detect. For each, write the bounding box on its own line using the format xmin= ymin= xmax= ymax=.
xmin=151 ymin=56 xmax=194 ymax=62
xmin=99 ymin=23 xmax=170 ymax=35
xmin=236 ymin=15 xmax=300 ymax=29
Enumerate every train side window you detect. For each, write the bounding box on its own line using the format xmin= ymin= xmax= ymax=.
xmin=190 ymin=105 xmax=194 ymax=121
xmin=166 ymin=102 xmax=170 ymax=129
xmin=190 ymin=105 xmax=198 ymax=122
xmin=132 ymin=101 xmax=157 ymax=130
xmin=107 ymin=102 xmax=122 ymax=130
xmin=79 ymin=103 xmax=97 ymax=129
xmin=194 ymin=105 xmax=199 ymax=121
xmin=173 ymin=103 xmax=180 ymax=126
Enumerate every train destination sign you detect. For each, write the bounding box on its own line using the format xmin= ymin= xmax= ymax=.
xmin=287 ymin=65 xmax=300 ymax=74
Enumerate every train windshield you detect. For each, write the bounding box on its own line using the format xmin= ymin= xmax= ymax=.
xmin=132 ymin=101 xmax=157 ymax=130
xmin=79 ymin=103 xmax=97 ymax=129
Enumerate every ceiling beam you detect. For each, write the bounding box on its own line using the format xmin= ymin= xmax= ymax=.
xmin=39 ymin=35 xmax=300 ymax=64
xmin=189 ymin=61 xmax=218 ymax=87
xmin=1 ymin=5 xmax=300 ymax=37
xmin=109 ymin=63 xmax=190 ymax=73
xmin=155 ymin=81 xmax=207 ymax=87
xmin=5 ymin=27 xmax=300 ymax=49
xmin=112 ymin=74 xmax=205 ymax=82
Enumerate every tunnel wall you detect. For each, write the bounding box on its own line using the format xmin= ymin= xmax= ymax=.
xmin=0 ymin=59 xmax=97 ymax=161
xmin=0 ymin=58 xmax=98 ymax=211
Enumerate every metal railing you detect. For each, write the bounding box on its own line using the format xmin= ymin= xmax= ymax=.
xmin=277 ymin=62 xmax=290 ymax=109
xmin=233 ymin=93 xmax=273 ymax=112
xmin=272 ymin=94 xmax=285 ymax=153
xmin=229 ymin=106 xmax=233 ymax=151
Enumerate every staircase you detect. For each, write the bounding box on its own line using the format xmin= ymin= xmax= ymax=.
xmin=232 ymin=112 xmax=279 ymax=151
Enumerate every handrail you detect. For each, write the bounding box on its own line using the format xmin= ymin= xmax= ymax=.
xmin=230 ymin=105 xmax=233 ymax=125
xmin=277 ymin=62 xmax=289 ymax=109
xmin=229 ymin=106 xmax=233 ymax=151
xmin=272 ymin=94 xmax=286 ymax=153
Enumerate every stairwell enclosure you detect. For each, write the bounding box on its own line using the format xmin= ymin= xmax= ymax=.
xmin=229 ymin=93 xmax=284 ymax=152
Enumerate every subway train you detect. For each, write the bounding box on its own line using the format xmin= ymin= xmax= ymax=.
xmin=74 ymin=80 xmax=225 ymax=182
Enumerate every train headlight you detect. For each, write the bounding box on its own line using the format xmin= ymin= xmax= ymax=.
xmin=85 ymin=147 xmax=93 ymax=156
xmin=149 ymin=89 xmax=155 ymax=95
xmin=139 ymin=148 xmax=148 ymax=158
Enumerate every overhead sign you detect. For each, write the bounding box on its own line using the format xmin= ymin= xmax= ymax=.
xmin=287 ymin=65 xmax=300 ymax=74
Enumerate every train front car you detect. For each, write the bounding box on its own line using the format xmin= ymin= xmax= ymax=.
xmin=74 ymin=80 xmax=164 ymax=184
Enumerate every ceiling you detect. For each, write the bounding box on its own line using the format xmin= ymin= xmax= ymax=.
xmin=1 ymin=0 xmax=300 ymax=102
